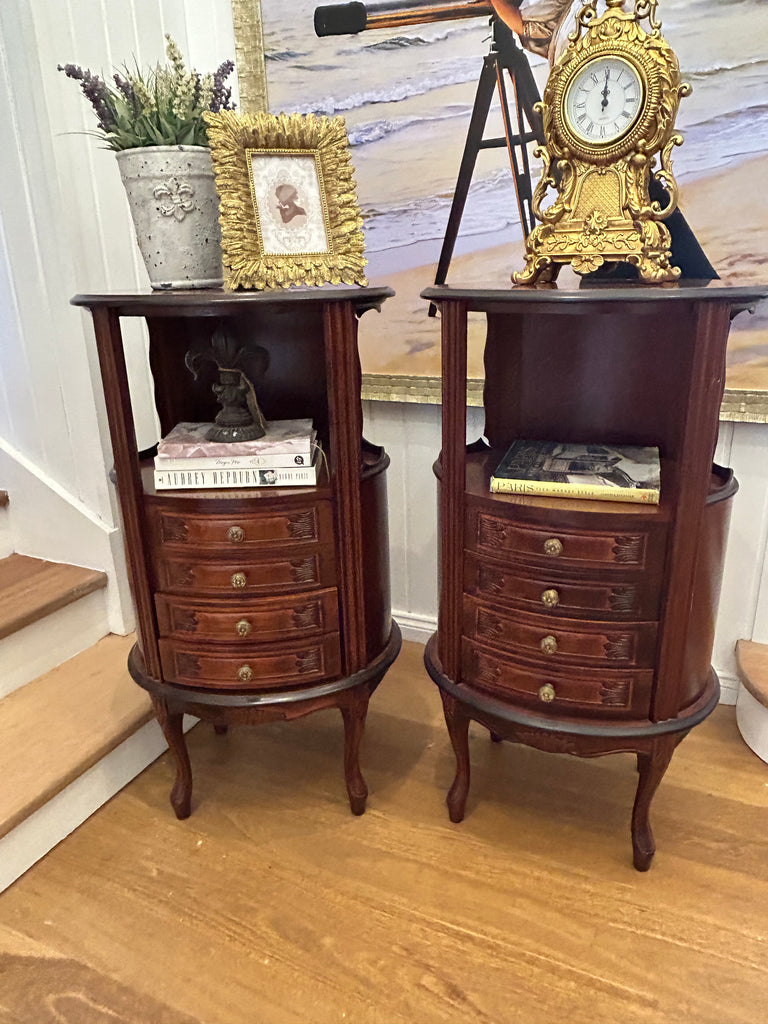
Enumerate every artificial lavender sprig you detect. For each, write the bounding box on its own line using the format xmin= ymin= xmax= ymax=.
xmin=58 ymin=38 xmax=235 ymax=151
xmin=210 ymin=59 xmax=235 ymax=112
xmin=58 ymin=63 xmax=116 ymax=134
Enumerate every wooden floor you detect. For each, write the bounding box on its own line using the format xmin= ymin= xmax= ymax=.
xmin=1 ymin=641 xmax=768 ymax=1024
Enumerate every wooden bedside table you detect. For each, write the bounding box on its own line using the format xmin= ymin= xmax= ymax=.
xmin=75 ymin=287 xmax=401 ymax=819
xmin=423 ymin=281 xmax=767 ymax=869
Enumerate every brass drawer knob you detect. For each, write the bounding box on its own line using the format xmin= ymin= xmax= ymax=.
xmin=237 ymin=664 xmax=253 ymax=682
xmin=541 ymin=588 xmax=560 ymax=609
xmin=538 ymin=683 xmax=556 ymax=703
xmin=228 ymin=525 xmax=245 ymax=543
xmin=540 ymin=635 xmax=558 ymax=655
xmin=235 ymin=619 xmax=252 ymax=638
xmin=544 ymin=537 xmax=563 ymax=557
xmin=231 ymin=572 xmax=247 ymax=589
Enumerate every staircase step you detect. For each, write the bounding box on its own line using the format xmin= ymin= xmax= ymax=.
xmin=0 ymin=633 xmax=152 ymax=842
xmin=735 ymin=639 xmax=768 ymax=765
xmin=0 ymin=554 xmax=106 ymax=641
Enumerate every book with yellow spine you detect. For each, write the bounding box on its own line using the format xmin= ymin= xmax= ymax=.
xmin=490 ymin=441 xmax=661 ymax=504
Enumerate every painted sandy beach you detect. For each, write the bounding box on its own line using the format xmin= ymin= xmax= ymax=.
xmin=360 ymin=153 xmax=768 ymax=388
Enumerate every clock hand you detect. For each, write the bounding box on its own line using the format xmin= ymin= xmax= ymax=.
xmin=601 ymin=69 xmax=610 ymax=110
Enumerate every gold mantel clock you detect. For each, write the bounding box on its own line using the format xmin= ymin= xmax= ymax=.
xmin=514 ymin=0 xmax=690 ymax=285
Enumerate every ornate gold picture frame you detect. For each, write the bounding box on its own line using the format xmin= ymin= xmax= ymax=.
xmin=203 ymin=111 xmax=367 ymax=290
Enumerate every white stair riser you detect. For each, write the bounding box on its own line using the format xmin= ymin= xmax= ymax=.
xmin=0 ymin=588 xmax=110 ymax=699
xmin=0 ymin=716 xmax=198 ymax=894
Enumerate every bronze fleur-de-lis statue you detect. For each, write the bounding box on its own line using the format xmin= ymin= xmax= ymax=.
xmin=185 ymin=324 xmax=269 ymax=442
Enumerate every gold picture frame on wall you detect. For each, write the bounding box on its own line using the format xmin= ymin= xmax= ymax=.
xmin=203 ymin=110 xmax=367 ymax=290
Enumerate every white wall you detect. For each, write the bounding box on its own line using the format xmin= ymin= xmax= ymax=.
xmin=0 ymin=0 xmax=236 ymax=631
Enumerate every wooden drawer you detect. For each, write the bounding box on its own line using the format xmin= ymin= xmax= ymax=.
xmin=467 ymin=506 xmax=664 ymax=572
xmin=462 ymin=639 xmax=653 ymax=719
xmin=465 ymin=552 xmax=661 ymax=620
xmin=159 ymin=634 xmax=342 ymax=690
xmin=155 ymin=588 xmax=339 ymax=643
xmin=149 ymin=503 xmax=332 ymax=551
xmin=153 ymin=547 xmax=337 ymax=596
xmin=463 ymin=596 xmax=657 ymax=668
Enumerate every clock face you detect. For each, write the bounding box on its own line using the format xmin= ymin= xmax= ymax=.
xmin=563 ymin=56 xmax=644 ymax=146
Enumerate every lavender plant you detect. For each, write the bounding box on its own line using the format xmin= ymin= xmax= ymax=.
xmin=58 ymin=36 xmax=235 ymax=151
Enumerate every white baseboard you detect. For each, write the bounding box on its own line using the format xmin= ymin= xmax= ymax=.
xmin=0 ymin=715 xmax=197 ymax=894
xmin=393 ymin=611 xmax=435 ymax=645
xmin=716 ymin=670 xmax=740 ymax=706
xmin=0 ymin=589 xmax=110 ymax=700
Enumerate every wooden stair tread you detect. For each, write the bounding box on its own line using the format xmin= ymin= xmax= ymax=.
xmin=0 ymin=633 xmax=151 ymax=840
xmin=735 ymin=639 xmax=768 ymax=708
xmin=0 ymin=554 xmax=107 ymax=640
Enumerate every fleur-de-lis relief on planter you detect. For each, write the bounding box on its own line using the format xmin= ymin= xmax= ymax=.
xmin=153 ymin=178 xmax=195 ymax=221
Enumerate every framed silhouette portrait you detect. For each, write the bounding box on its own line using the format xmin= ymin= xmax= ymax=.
xmin=204 ymin=110 xmax=367 ymax=290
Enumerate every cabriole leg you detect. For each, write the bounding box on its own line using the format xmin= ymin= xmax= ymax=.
xmin=631 ymin=734 xmax=678 ymax=871
xmin=340 ymin=696 xmax=369 ymax=816
xmin=152 ymin=697 xmax=192 ymax=820
xmin=440 ymin=691 xmax=471 ymax=823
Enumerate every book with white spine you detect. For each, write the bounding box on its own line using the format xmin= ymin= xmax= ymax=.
xmin=154 ymin=447 xmax=322 ymax=490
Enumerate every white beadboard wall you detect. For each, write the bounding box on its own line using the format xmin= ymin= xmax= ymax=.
xmin=0 ymin=0 xmax=236 ymax=632
xmin=1 ymin=0 xmax=767 ymax=705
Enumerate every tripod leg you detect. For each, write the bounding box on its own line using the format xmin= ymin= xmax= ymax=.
xmin=433 ymin=55 xmax=498 ymax=292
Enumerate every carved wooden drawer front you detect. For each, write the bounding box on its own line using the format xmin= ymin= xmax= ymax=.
xmin=153 ymin=548 xmax=337 ymax=595
xmin=464 ymin=552 xmax=661 ymax=620
xmin=159 ymin=635 xmax=342 ymax=690
xmin=150 ymin=504 xmax=331 ymax=550
xmin=461 ymin=639 xmax=653 ymax=719
xmin=155 ymin=588 xmax=339 ymax=643
xmin=467 ymin=507 xmax=662 ymax=571
xmin=463 ymin=596 xmax=657 ymax=668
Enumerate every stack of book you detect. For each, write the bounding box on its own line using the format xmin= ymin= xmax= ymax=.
xmin=153 ymin=419 xmax=321 ymax=490
xmin=490 ymin=440 xmax=661 ymax=504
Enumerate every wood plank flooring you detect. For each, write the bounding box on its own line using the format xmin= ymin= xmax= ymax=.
xmin=1 ymin=640 xmax=767 ymax=1024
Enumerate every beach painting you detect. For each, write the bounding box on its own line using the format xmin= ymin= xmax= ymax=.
xmin=260 ymin=0 xmax=768 ymax=392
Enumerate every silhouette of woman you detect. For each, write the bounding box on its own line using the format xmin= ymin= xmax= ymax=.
xmin=275 ymin=183 xmax=306 ymax=224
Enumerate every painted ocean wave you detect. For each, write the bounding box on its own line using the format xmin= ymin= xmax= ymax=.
xmin=686 ymin=56 xmax=768 ymax=80
xmin=292 ymin=57 xmax=482 ymax=116
xmin=348 ymin=106 xmax=466 ymax=146
xmin=266 ymin=49 xmax=309 ymax=62
xmin=362 ymin=168 xmax=522 ymax=251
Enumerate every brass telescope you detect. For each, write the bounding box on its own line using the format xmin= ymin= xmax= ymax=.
xmin=314 ymin=1 xmax=523 ymax=37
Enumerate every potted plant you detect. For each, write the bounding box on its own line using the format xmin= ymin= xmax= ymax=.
xmin=59 ymin=36 xmax=235 ymax=290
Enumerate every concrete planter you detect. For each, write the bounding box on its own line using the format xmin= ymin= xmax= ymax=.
xmin=116 ymin=145 xmax=223 ymax=290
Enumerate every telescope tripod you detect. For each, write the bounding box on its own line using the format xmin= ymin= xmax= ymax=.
xmin=431 ymin=19 xmax=545 ymax=311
